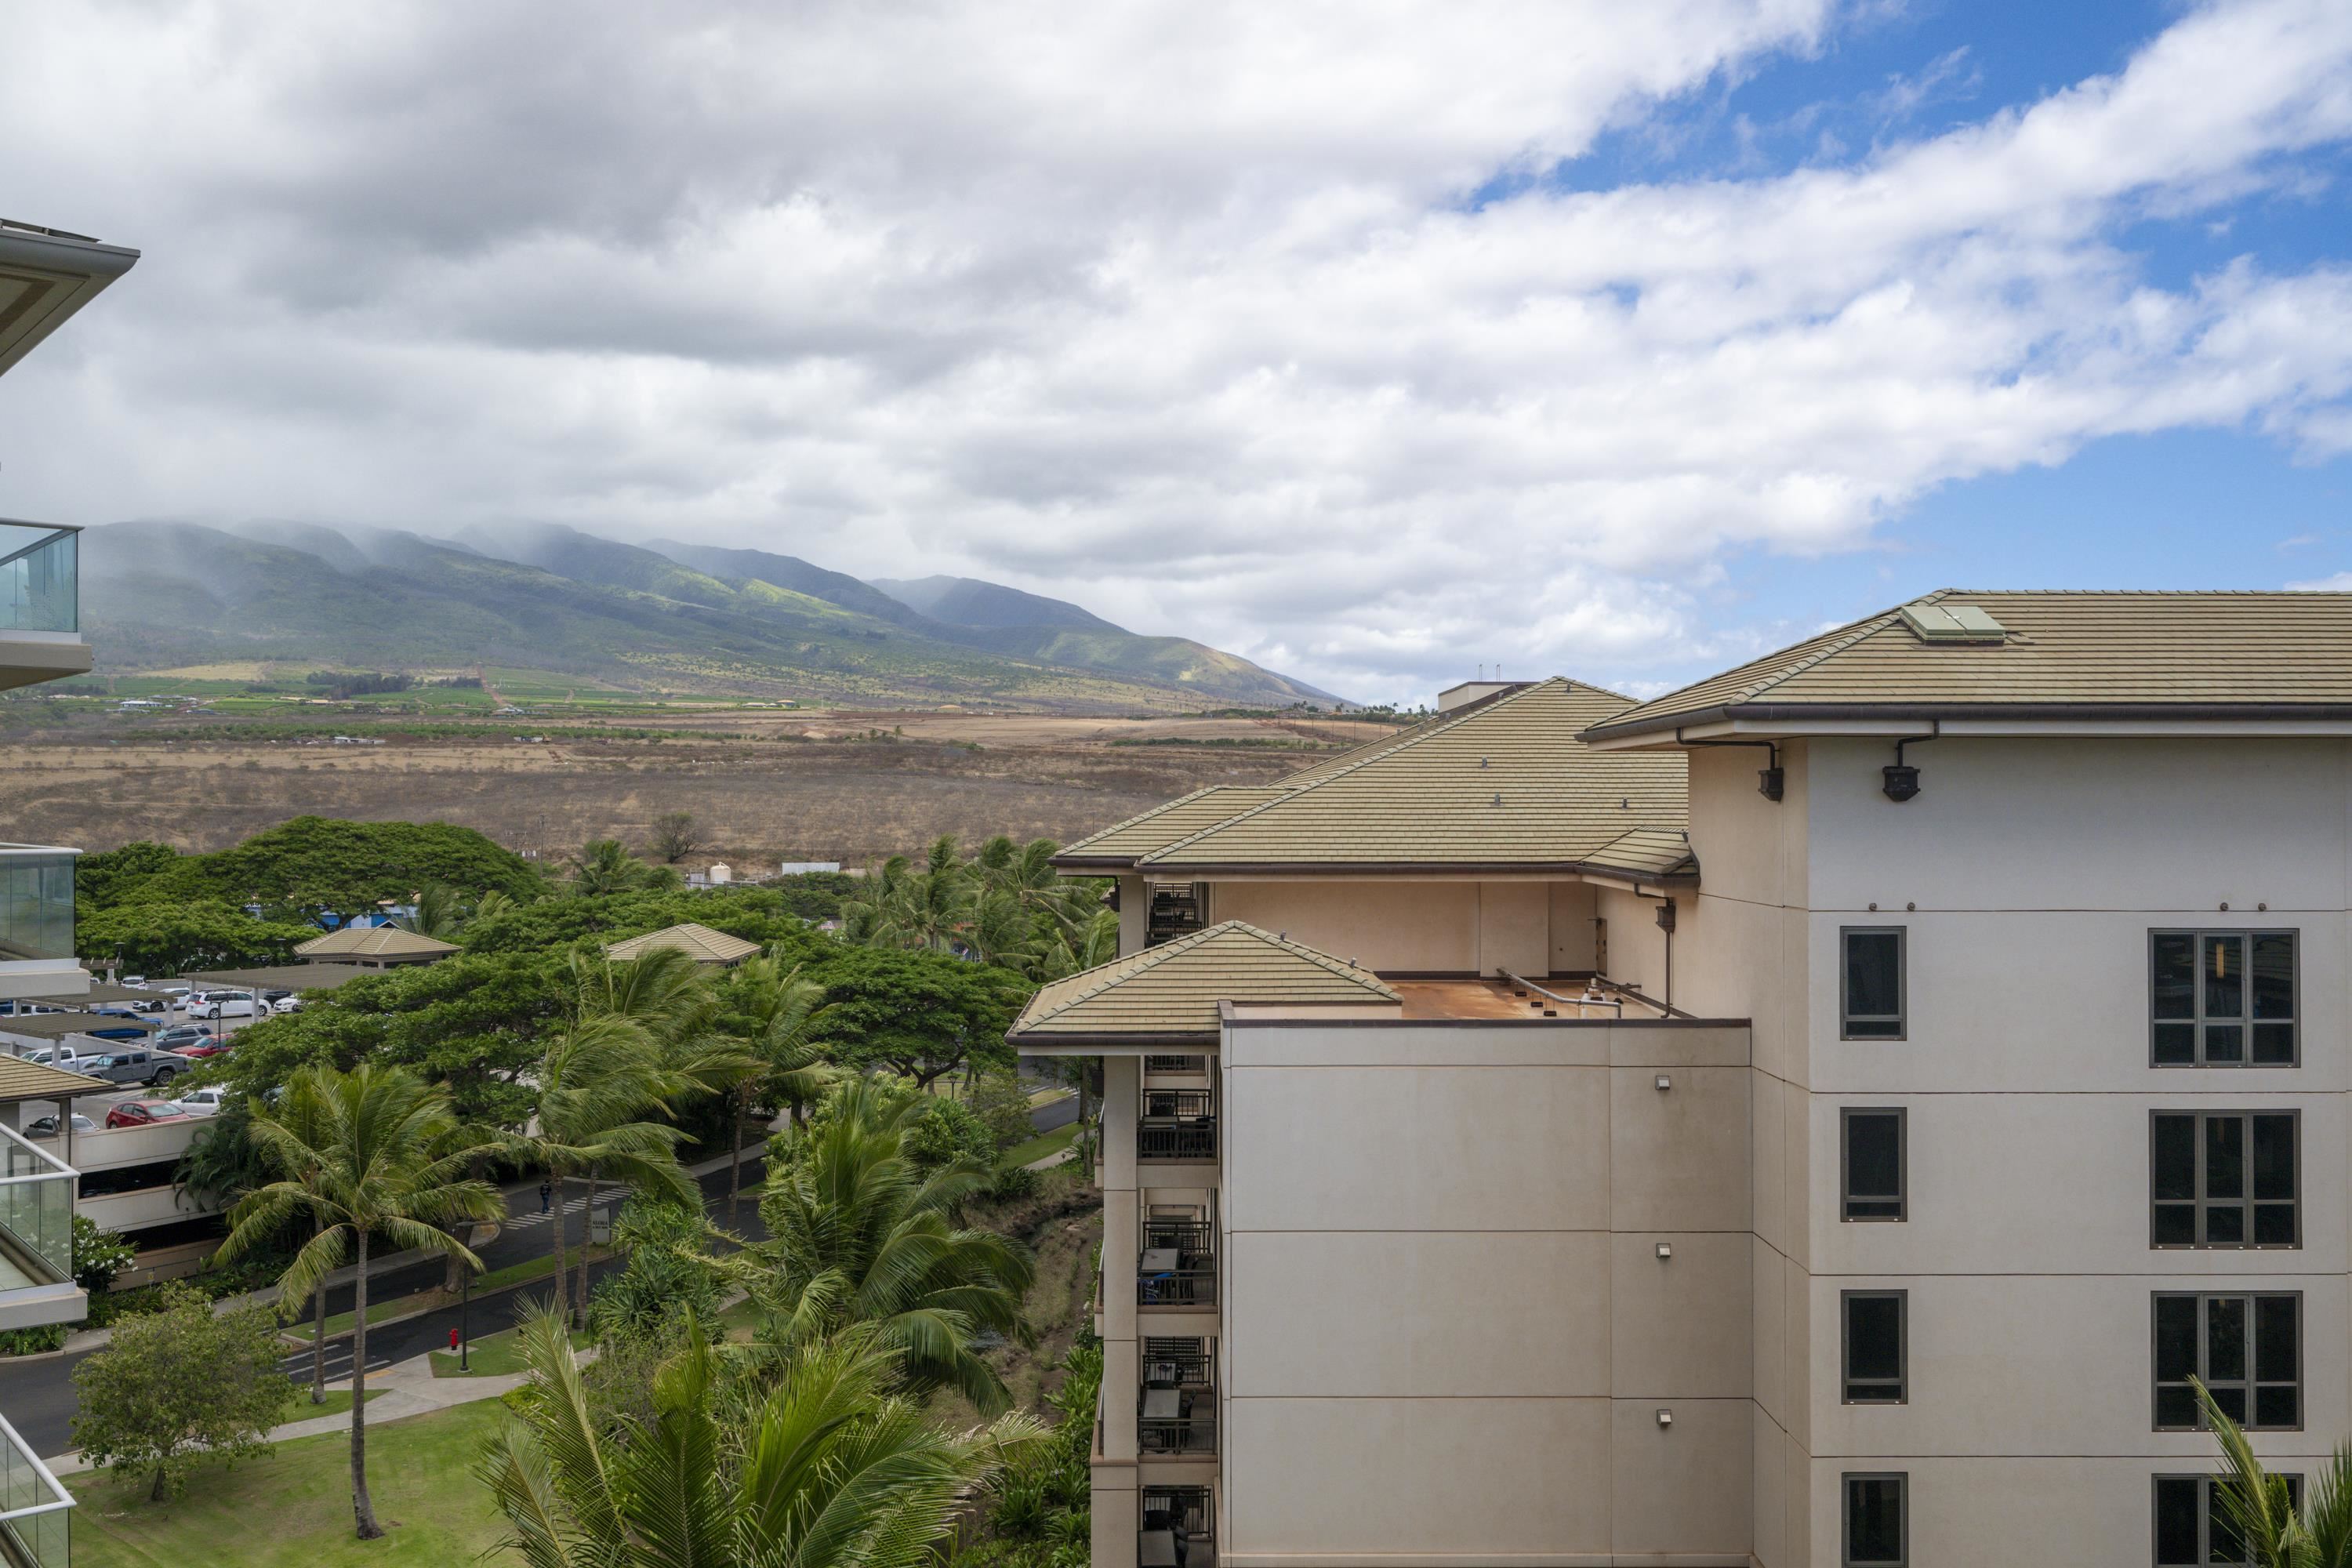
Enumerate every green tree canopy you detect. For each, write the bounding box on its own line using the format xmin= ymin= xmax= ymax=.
xmin=71 ymin=1283 xmax=292 ymax=1501
xmin=78 ymin=817 xmax=546 ymax=921
xmin=75 ymin=898 xmax=318 ymax=975
xmin=807 ymin=944 xmax=1028 ymax=1088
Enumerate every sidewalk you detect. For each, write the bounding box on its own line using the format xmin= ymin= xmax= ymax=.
xmin=46 ymin=1345 xmax=524 ymax=1476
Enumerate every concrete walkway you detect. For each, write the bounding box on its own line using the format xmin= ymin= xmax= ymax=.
xmin=46 ymin=1344 xmax=524 ymax=1476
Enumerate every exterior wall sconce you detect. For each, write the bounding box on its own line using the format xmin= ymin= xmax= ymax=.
xmin=1883 ymin=734 xmax=1935 ymax=803
xmin=1758 ymin=764 xmax=1784 ymax=801
xmin=1656 ymin=1242 xmax=1673 ymax=1260
xmin=1656 ymin=1409 xmax=1673 ymax=1428
xmin=1654 ymin=1074 xmax=1671 ymax=1091
xmin=1653 ymin=899 xmax=1676 ymax=934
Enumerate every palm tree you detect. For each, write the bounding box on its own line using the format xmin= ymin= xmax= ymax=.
xmin=396 ymin=884 xmax=466 ymax=940
xmin=515 ymin=1012 xmax=700 ymax=1327
xmin=566 ymin=837 xmax=647 ymax=896
xmin=2197 ymin=1377 xmax=2352 ymax=1565
xmin=727 ymin=955 xmax=833 ymax=1223
xmin=750 ymin=1079 xmax=1033 ymax=1412
xmin=179 ymin=1100 xmax=339 ymax=1406
xmin=216 ymin=1065 xmax=503 ymax=1540
xmin=477 ymin=1306 xmax=1041 ymax=1568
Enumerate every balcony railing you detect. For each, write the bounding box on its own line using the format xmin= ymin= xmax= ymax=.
xmin=1138 ymin=1401 xmax=1217 ymax=1457
xmin=1142 ymin=1485 xmax=1213 ymax=1568
xmin=0 ymin=1126 xmax=73 ymax=1288
xmin=0 ymin=1409 xmax=71 ymax=1568
xmin=1140 ymin=1091 xmax=1215 ymax=1160
xmin=1144 ymin=1054 xmax=1205 ymax=1074
xmin=0 ymin=524 xmax=77 ymax=637
xmin=1139 ymin=1218 xmax=1215 ymax=1307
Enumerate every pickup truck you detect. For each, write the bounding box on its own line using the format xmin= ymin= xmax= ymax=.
xmin=71 ymin=1048 xmax=193 ymax=1089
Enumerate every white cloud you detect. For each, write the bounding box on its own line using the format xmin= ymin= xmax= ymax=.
xmin=2 ymin=0 xmax=2351 ymax=702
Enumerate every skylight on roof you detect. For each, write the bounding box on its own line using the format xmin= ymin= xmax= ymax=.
xmin=1899 ymin=601 xmax=2006 ymax=644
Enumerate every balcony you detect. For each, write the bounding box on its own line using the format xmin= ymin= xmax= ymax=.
xmin=0 ymin=524 xmax=84 ymax=694
xmin=1138 ymin=1218 xmax=1215 ymax=1308
xmin=1141 ymin=1484 xmax=1213 ymax=1568
xmin=0 ymin=1409 xmax=70 ymax=1567
xmin=1138 ymin=1089 xmax=1215 ymax=1163
xmin=0 ymin=1126 xmax=82 ymax=1331
xmin=1139 ymin=1344 xmax=1216 ymax=1456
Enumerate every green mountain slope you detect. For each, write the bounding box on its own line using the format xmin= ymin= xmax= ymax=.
xmin=78 ymin=521 xmax=1343 ymax=710
xmin=870 ymin=575 xmax=1125 ymax=633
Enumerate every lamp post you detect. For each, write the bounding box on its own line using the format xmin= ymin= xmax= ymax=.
xmin=459 ymin=1223 xmax=473 ymax=1371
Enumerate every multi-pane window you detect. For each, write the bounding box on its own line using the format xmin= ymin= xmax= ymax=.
xmin=2155 ymin=1474 xmax=2303 ymax=1566
xmin=2151 ymin=1112 xmax=2298 ymax=1247
xmin=1842 ymin=928 xmax=1905 ymax=1039
xmin=1842 ymin=1109 xmax=1906 ymax=1221
xmin=2153 ymin=1294 xmax=2301 ymax=1430
xmin=1842 ymin=1291 xmax=1906 ymax=1403
xmin=1843 ymin=1473 xmax=1906 ymax=1567
xmin=2152 ymin=931 xmax=2297 ymax=1066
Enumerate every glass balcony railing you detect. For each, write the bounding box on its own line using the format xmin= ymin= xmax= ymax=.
xmin=0 ymin=1409 xmax=71 ymax=1568
xmin=0 ymin=524 xmax=77 ymax=637
xmin=0 ymin=850 xmax=74 ymax=965
xmin=0 ymin=1126 xmax=74 ymax=1288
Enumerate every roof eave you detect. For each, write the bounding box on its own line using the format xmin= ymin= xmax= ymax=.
xmin=1132 ymin=857 xmax=1699 ymax=885
xmin=1584 ymin=701 xmax=2352 ymax=746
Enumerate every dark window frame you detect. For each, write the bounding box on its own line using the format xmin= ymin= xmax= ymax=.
xmin=1842 ymin=1290 xmax=1907 ymax=1404
xmin=2154 ymin=1473 xmax=2303 ymax=1566
xmin=2150 ymin=929 xmax=2298 ymax=1068
xmin=1842 ymin=1472 xmax=1907 ymax=1567
xmin=2151 ymin=1292 xmax=2303 ymax=1432
xmin=1841 ymin=927 xmax=1907 ymax=1040
xmin=2150 ymin=1110 xmax=2299 ymax=1249
xmin=1842 ymin=1107 xmax=1907 ymax=1223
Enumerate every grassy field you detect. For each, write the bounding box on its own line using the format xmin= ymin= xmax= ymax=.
xmin=69 ymin=1402 xmax=509 ymax=1568
xmin=1000 ymin=1121 xmax=1082 ymax=1170
xmin=429 ymin=1323 xmax=590 ymax=1379
xmin=278 ymin=1388 xmax=387 ymax=1419
xmin=0 ymin=704 xmax=1396 ymax=859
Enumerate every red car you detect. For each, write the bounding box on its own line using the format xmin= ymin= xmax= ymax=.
xmin=174 ymin=1040 xmax=233 ymax=1060
xmin=104 ymin=1099 xmax=188 ymax=1130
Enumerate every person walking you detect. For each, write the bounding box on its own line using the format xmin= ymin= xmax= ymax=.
xmin=538 ymin=1179 xmax=553 ymax=1214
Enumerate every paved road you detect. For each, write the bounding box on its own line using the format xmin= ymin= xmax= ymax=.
xmin=0 ymin=1153 xmax=771 ymax=1458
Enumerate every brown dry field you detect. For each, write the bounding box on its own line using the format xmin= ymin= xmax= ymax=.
xmin=0 ymin=709 xmax=1403 ymax=864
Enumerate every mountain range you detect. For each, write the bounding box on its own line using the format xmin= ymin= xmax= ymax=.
xmin=78 ymin=521 xmax=1341 ymax=711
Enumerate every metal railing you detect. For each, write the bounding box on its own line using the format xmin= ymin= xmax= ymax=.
xmin=0 ymin=1126 xmax=74 ymax=1287
xmin=1142 ymin=1217 xmax=1212 ymax=1252
xmin=0 ymin=524 xmax=77 ymax=637
xmin=1138 ymin=1265 xmax=1216 ymax=1307
xmin=1138 ymin=1116 xmax=1216 ymax=1161
xmin=1138 ymin=1406 xmax=1218 ymax=1457
xmin=1144 ymin=1088 xmax=1210 ymax=1118
xmin=1143 ymin=1340 xmax=1215 ymax=1387
xmin=1144 ymin=1054 xmax=1205 ymax=1074
xmin=0 ymin=1410 xmax=71 ymax=1568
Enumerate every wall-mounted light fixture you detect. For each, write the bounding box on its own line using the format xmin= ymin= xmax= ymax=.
xmin=1883 ymin=732 xmax=1937 ymax=803
xmin=1656 ymin=1409 xmax=1674 ymax=1428
xmin=1655 ymin=1074 xmax=1671 ymax=1091
xmin=1656 ymin=1242 xmax=1673 ymax=1260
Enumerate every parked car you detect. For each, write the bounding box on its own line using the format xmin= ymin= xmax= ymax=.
xmin=172 ymin=1087 xmax=228 ymax=1117
xmin=119 ymin=975 xmax=147 ymax=988
xmin=22 ymin=1112 xmax=95 ymax=1138
xmin=151 ymin=1025 xmax=213 ymax=1050
xmin=89 ymin=1007 xmax=147 ymax=1021
xmin=270 ymin=995 xmax=305 ymax=1015
xmin=154 ymin=985 xmax=192 ymax=1004
xmin=22 ymin=1046 xmax=90 ymax=1068
xmin=125 ymin=997 xmax=168 ymax=1014
xmin=104 ymin=1098 xmax=188 ymax=1130
xmin=202 ymin=992 xmax=258 ymax=1020
xmin=76 ymin=1049 xmax=191 ymax=1089
xmin=173 ymin=1038 xmax=232 ymax=1059
xmin=82 ymin=1025 xmax=152 ymax=1043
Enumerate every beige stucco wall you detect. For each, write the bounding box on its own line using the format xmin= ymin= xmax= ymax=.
xmin=1218 ymin=1017 xmax=1751 ymax=1565
xmin=1205 ymin=880 xmax=1590 ymax=976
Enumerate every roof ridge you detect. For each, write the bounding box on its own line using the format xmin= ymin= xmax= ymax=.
xmin=1058 ymin=786 xmax=1228 ymax=856
xmin=1722 ymin=594 xmax=1944 ymax=705
xmin=1138 ymin=677 xmax=1581 ymax=865
xmin=1231 ymin=920 xmax=1399 ymax=996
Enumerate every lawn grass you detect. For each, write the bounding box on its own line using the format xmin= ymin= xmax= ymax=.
xmin=278 ymin=1388 xmax=387 ymax=1420
xmin=429 ymin=1323 xmax=589 ymax=1379
xmin=1000 ymin=1120 xmax=1080 ymax=1171
xmin=69 ymin=1401 xmax=510 ymax=1568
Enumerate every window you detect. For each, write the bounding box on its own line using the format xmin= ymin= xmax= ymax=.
xmin=2152 ymin=931 xmax=2296 ymax=1066
xmin=1842 ymin=1291 xmax=1906 ymax=1403
xmin=2155 ymin=1475 xmax=2302 ymax=1566
xmin=2153 ymin=1294 xmax=2300 ymax=1430
xmin=1843 ymin=1473 xmax=1906 ymax=1567
xmin=1842 ymin=928 xmax=1905 ymax=1039
xmin=2151 ymin=1112 xmax=2298 ymax=1247
xmin=1842 ymin=1109 xmax=1906 ymax=1221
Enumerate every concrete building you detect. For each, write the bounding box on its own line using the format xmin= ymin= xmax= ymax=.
xmin=1031 ymin=592 xmax=2352 ymax=1568
xmin=0 ymin=214 xmax=140 ymax=1562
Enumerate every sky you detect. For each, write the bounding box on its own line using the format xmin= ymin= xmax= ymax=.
xmin=5 ymin=0 xmax=2352 ymax=707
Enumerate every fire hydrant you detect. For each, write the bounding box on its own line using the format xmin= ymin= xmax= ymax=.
xmin=449 ymin=1327 xmax=460 ymax=1352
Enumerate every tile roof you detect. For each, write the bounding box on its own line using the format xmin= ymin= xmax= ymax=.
xmin=294 ymin=925 xmax=458 ymax=959
xmin=1009 ymin=920 xmax=1398 ymax=1040
xmin=1587 ymin=590 xmax=2352 ymax=741
xmin=1054 ymin=786 xmax=1290 ymax=867
xmin=0 ymin=1056 xmax=108 ymax=1105
xmin=601 ymin=922 xmax=763 ymax=964
xmin=1134 ymin=678 xmax=1689 ymax=875
xmin=186 ymin=964 xmax=383 ymax=992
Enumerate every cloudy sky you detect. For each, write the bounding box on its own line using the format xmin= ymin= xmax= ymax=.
xmin=5 ymin=0 xmax=2352 ymax=705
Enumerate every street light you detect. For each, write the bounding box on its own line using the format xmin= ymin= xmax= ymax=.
xmin=459 ymin=1223 xmax=474 ymax=1371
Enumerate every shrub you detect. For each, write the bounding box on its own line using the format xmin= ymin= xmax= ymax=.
xmin=967 ymin=1071 xmax=1035 ymax=1153
xmin=902 ymin=1097 xmax=994 ymax=1173
xmin=0 ymin=1324 xmax=67 ymax=1356
xmin=73 ymin=1216 xmax=136 ymax=1296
